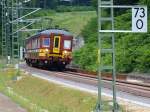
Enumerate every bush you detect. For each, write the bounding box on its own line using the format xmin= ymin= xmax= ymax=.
xmin=28 ymin=9 xmax=56 ymax=18
xmin=73 ymin=17 xmax=98 ymax=71
xmin=73 ymin=43 xmax=98 ymax=71
xmin=56 ymin=6 xmax=95 ymax=12
xmin=73 ymin=11 xmax=150 ymax=73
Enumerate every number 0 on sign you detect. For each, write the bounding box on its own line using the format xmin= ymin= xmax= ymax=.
xmin=132 ymin=7 xmax=147 ymax=32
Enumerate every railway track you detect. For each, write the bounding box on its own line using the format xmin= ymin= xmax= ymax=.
xmin=64 ymin=70 xmax=150 ymax=89
xmin=19 ymin=64 xmax=150 ymax=98
xmin=60 ymin=71 xmax=150 ymax=98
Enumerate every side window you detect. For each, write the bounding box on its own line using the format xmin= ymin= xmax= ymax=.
xmin=64 ymin=40 xmax=71 ymax=49
xmin=38 ymin=38 xmax=40 ymax=48
xmin=43 ymin=38 xmax=50 ymax=47
xmin=32 ymin=40 xmax=33 ymax=49
xmin=34 ymin=39 xmax=36 ymax=49
xmin=33 ymin=39 xmax=35 ymax=49
xmin=29 ymin=41 xmax=31 ymax=49
xmin=36 ymin=39 xmax=38 ymax=48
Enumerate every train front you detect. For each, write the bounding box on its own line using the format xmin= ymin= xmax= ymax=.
xmin=44 ymin=29 xmax=73 ymax=68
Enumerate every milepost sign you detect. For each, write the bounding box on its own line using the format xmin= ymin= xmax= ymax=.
xmin=132 ymin=6 xmax=147 ymax=32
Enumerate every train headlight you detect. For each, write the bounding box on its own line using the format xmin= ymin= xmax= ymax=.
xmin=64 ymin=50 xmax=68 ymax=54
xmin=45 ymin=49 xmax=49 ymax=52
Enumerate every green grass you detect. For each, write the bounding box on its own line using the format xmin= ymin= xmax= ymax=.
xmin=51 ymin=11 xmax=96 ymax=36
xmin=31 ymin=11 xmax=96 ymax=36
xmin=23 ymin=11 xmax=96 ymax=39
xmin=9 ymin=76 xmax=96 ymax=112
xmin=0 ymin=69 xmax=97 ymax=112
xmin=0 ymin=69 xmax=17 ymax=91
xmin=0 ymin=59 xmax=7 ymax=69
xmin=0 ymin=64 xmax=4 ymax=70
xmin=0 ymin=68 xmax=125 ymax=112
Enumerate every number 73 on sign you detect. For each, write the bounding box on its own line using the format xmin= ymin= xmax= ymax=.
xmin=132 ymin=6 xmax=147 ymax=32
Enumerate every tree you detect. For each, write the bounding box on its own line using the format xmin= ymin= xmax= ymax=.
xmin=140 ymin=0 xmax=150 ymax=10
xmin=45 ymin=0 xmax=59 ymax=9
xmin=114 ymin=0 xmax=139 ymax=5
xmin=0 ymin=5 xmax=2 ymax=55
xmin=27 ymin=0 xmax=59 ymax=9
xmin=92 ymin=0 xmax=139 ymax=9
xmin=91 ymin=0 xmax=97 ymax=9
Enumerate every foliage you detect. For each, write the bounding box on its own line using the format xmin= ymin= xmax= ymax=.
xmin=43 ymin=0 xmax=59 ymax=9
xmin=19 ymin=10 xmax=96 ymax=39
xmin=0 ymin=5 xmax=2 ymax=55
xmin=91 ymin=0 xmax=97 ymax=10
xmin=73 ymin=43 xmax=98 ymax=71
xmin=115 ymin=10 xmax=150 ymax=72
xmin=51 ymin=11 xmax=96 ymax=36
xmin=73 ymin=17 xmax=98 ymax=71
xmin=140 ymin=0 xmax=150 ymax=10
xmin=28 ymin=0 xmax=59 ymax=9
xmin=26 ymin=0 xmax=92 ymax=9
xmin=56 ymin=6 xmax=94 ymax=12
xmin=11 ymin=76 xmax=97 ymax=112
xmin=0 ymin=69 xmax=17 ymax=91
xmin=92 ymin=0 xmax=139 ymax=10
xmin=28 ymin=9 xmax=55 ymax=18
xmin=72 ymin=0 xmax=91 ymax=6
xmin=0 ymin=68 xmax=126 ymax=112
xmin=73 ymin=10 xmax=150 ymax=73
xmin=0 ymin=70 xmax=97 ymax=112
xmin=81 ymin=17 xmax=98 ymax=43
xmin=114 ymin=0 xmax=139 ymax=5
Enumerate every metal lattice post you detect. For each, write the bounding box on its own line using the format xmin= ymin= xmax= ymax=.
xmin=1 ymin=0 xmax=7 ymax=58
xmin=95 ymin=0 xmax=118 ymax=112
xmin=12 ymin=0 xmax=19 ymax=59
xmin=6 ymin=0 xmax=12 ymax=58
xmin=1 ymin=0 xmax=41 ymax=63
xmin=110 ymin=1 xmax=118 ymax=111
xmin=96 ymin=2 xmax=147 ymax=112
xmin=96 ymin=0 xmax=102 ymax=111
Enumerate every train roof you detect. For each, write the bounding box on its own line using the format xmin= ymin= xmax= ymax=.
xmin=40 ymin=29 xmax=72 ymax=36
xmin=25 ymin=29 xmax=73 ymax=41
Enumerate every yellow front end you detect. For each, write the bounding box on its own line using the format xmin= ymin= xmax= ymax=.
xmin=39 ymin=49 xmax=49 ymax=57
xmin=62 ymin=50 xmax=72 ymax=59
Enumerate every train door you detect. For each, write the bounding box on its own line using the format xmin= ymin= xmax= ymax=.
xmin=53 ymin=36 xmax=61 ymax=53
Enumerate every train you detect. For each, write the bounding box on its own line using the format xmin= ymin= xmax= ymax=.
xmin=24 ymin=29 xmax=73 ymax=70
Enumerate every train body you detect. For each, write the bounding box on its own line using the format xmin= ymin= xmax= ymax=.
xmin=25 ymin=29 xmax=73 ymax=69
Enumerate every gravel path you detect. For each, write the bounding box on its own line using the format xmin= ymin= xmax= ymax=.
xmin=0 ymin=93 xmax=27 ymax=112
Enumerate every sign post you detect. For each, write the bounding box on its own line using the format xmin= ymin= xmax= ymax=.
xmin=96 ymin=0 xmax=148 ymax=112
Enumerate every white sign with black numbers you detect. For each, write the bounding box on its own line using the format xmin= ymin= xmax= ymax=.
xmin=132 ymin=7 xmax=147 ymax=32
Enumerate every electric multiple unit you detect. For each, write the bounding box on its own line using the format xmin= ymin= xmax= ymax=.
xmin=25 ymin=29 xmax=73 ymax=69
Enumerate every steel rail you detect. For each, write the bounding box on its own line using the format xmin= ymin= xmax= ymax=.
xmin=64 ymin=71 xmax=150 ymax=89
